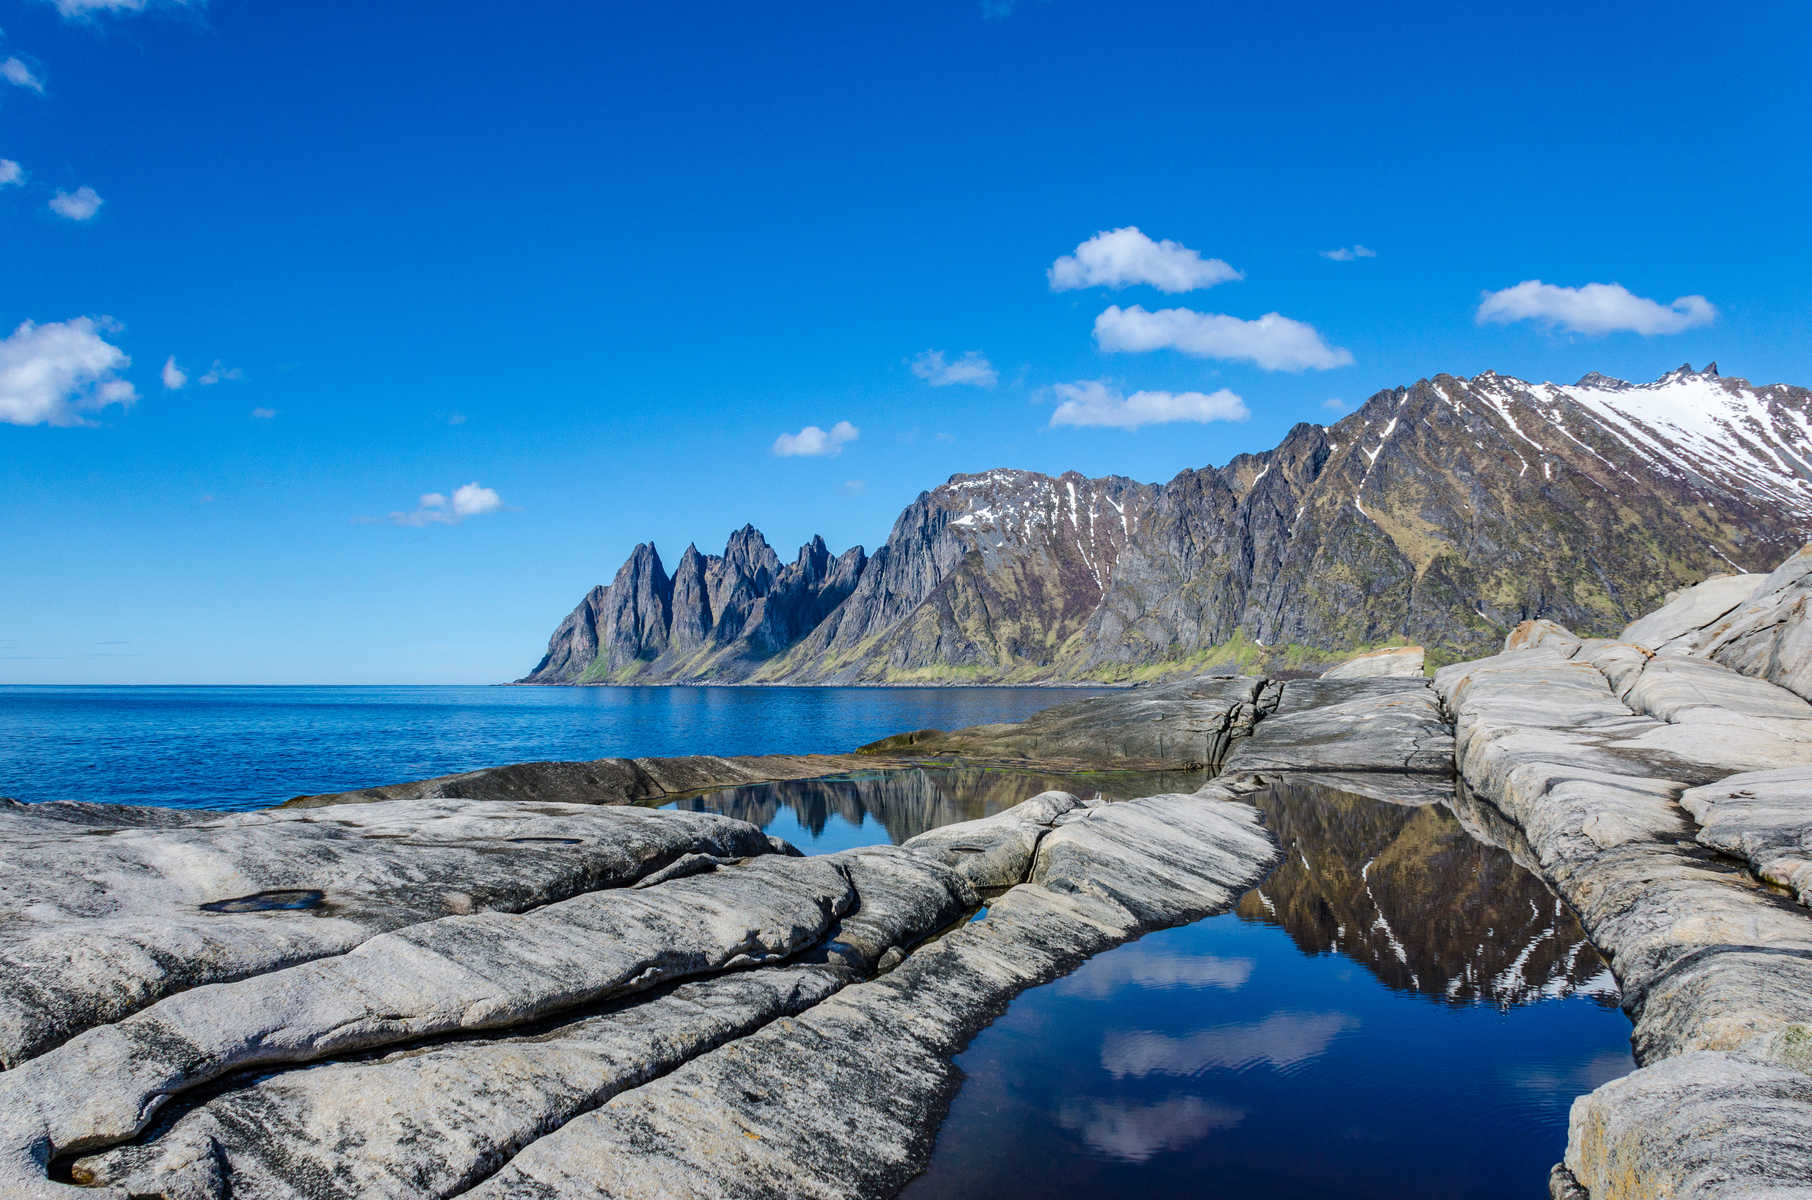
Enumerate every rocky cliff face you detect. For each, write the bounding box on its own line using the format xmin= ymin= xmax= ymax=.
xmin=522 ymin=526 xmax=867 ymax=682
xmin=755 ymin=468 xmax=1155 ymax=681
xmin=522 ymin=365 xmax=1812 ymax=684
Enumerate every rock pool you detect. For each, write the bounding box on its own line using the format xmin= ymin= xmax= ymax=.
xmin=674 ymin=770 xmax=1636 ymax=1198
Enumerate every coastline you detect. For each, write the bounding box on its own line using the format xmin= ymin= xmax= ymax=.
xmin=1 ymin=550 xmax=1808 ymax=1198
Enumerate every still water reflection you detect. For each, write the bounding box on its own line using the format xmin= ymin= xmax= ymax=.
xmin=677 ymin=769 xmax=1635 ymax=1198
xmin=663 ymin=766 xmax=1201 ymax=854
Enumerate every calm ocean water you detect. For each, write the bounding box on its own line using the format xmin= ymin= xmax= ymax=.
xmin=0 ymin=685 xmax=1110 ymax=812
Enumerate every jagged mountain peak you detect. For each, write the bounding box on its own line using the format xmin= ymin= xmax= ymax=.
xmin=519 ymin=523 xmax=865 ymax=684
xmin=1575 ymin=371 xmax=1630 ymax=390
xmin=523 ymin=364 xmax=1812 ymax=685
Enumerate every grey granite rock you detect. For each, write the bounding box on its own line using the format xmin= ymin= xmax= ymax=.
xmin=72 ymin=963 xmax=856 ymax=1200
xmin=0 ymin=853 xmax=858 ymax=1198
xmin=281 ymin=750 xmax=900 ymax=808
xmin=1504 ymin=618 xmax=1583 ymax=653
xmin=70 ymin=845 xmax=982 ymax=1200
xmin=0 ymin=782 xmax=1278 ymax=1199
xmin=1565 ymin=1051 xmax=1812 ymax=1200
xmin=0 ymin=797 xmax=779 ymax=1068
xmin=1221 ymin=680 xmax=1452 ymax=776
xmin=1620 ymin=573 xmax=1767 ymax=655
xmin=1319 ymin=645 xmax=1425 ymax=678
xmin=1582 ymin=641 xmax=1812 ymax=748
xmin=1245 ymin=769 xmax=1458 ymax=807
xmin=462 ymin=786 xmax=1275 ymax=1200
xmin=1434 ymin=580 xmax=1812 ymax=1199
xmin=1680 ymin=767 xmax=1812 ymax=905
xmin=1698 ymin=545 xmax=1812 ymax=703
xmin=902 ymin=789 xmax=1088 ymax=890
xmin=859 ymin=675 xmax=1269 ymax=771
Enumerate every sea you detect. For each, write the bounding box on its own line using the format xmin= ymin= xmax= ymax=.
xmin=0 ymin=684 xmax=1112 ymax=811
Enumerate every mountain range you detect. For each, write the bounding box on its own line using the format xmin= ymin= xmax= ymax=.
xmin=520 ymin=364 xmax=1812 ymax=685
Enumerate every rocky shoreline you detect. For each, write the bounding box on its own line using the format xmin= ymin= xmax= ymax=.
xmin=0 ymin=547 xmax=1808 ymax=1197
xmin=1435 ymin=547 xmax=1812 ymax=1199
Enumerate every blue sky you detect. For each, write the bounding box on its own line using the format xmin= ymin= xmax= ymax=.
xmin=4 ymin=0 xmax=1809 ymax=683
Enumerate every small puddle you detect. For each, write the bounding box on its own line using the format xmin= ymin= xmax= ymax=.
xmin=200 ymin=888 xmax=326 ymax=913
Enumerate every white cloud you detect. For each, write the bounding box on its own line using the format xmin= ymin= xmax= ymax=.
xmin=1056 ymin=948 xmax=1254 ymax=997
xmin=249 ymin=407 xmax=276 ymax=420
xmin=1049 ymin=380 xmax=1249 ymax=430
xmin=842 ymin=479 xmax=867 ymax=494
xmin=0 ymin=316 xmax=136 ymax=426
xmin=0 ymin=159 xmax=23 ymax=187
xmin=198 ymin=359 xmax=242 ymax=385
xmin=387 ymin=481 xmax=505 ymax=527
xmin=1102 ymin=1011 xmax=1358 ymax=1078
xmin=910 ymin=349 xmax=997 ymax=388
xmin=49 ymin=185 xmax=103 ymax=221
xmin=1057 ymin=1098 xmax=1246 ymax=1164
xmin=50 ymin=0 xmax=198 ymax=18
xmin=772 ymin=419 xmax=859 ymax=457
xmin=1476 ymin=280 xmax=1717 ymax=336
xmin=1320 ymin=244 xmax=1376 ymax=261
xmin=1049 ymin=226 xmax=1241 ymax=293
xmin=453 ymin=482 xmax=502 ymax=515
xmin=161 ymin=356 xmax=186 ymax=389
xmin=1094 ymin=304 xmax=1354 ymax=371
xmin=1322 ymin=397 xmax=1348 ymax=414
xmin=2 ymin=57 xmax=44 ymax=93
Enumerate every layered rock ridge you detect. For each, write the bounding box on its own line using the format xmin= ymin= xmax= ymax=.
xmin=280 ymin=750 xmax=900 ymax=809
xmin=1433 ymin=545 xmax=1812 ymax=1199
xmin=523 ymin=365 xmax=1812 ymax=684
xmin=0 ymin=781 xmax=1279 ymax=1198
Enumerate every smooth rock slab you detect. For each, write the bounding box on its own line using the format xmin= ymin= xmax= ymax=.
xmin=1566 ymin=1051 xmax=1812 ymax=1200
xmin=283 ymin=752 xmax=894 ymax=809
xmin=1620 ymin=573 xmax=1767 ymax=657
xmin=73 ymin=844 xmax=985 ymax=1200
xmin=902 ymin=789 xmax=1087 ymax=891
xmin=73 ymin=963 xmax=855 ymax=1200
xmin=464 ymin=787 xmax=1276 ymax=1200
xmin=857 ymin=676 xmax=1269 ymax=771
xmin=0 ymin=784 xmax=1281 ymax=1200
xmin=1221 ymin=681 xmax=1453 ymax=777
xmin=0 ymin=854 xmax=856 ymax=1198
xmin=1681 ymin=767 xmax=1812 ymax=905
xmin=1697 ymin=545 xmax=1812 ymax=703
xmin=1320 ymin=645 xmax=1426 ymax=679
xmin=0 ymin=797 xmax=779 ymax=1068
xmin=1583 ymin=641 xmax=1812 ymax=747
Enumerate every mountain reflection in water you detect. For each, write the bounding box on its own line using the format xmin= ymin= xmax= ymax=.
xmin=690 ymin=768 xmax=1636 ymax=1199
xmin=1240 ymin=779 xmax=1617 ymax=1008
xmin=663 ymin=766 xmax=1201 ymax=853
xmin=668 ymin=768 xmax=1616 ymax=1011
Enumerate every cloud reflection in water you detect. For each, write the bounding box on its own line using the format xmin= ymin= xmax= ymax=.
xmin=1102 ymin=1011 xmax=1359 ymax=1079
